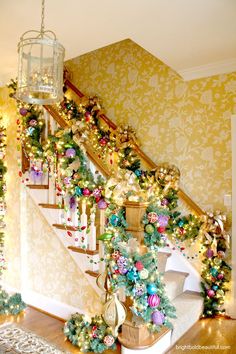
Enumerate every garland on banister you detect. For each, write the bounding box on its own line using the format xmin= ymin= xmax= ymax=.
xmin=8 ymin=80 xmax=232 ymax=351
xmin=0 ymin=116 xmax=26 ymax=315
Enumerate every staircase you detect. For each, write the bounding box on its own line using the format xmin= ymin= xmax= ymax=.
xmin=19 ymin=80 xmax=205 ymax=353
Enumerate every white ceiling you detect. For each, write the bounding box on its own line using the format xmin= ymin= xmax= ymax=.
xmin=0 ymin=0 xmax=236 ymax=85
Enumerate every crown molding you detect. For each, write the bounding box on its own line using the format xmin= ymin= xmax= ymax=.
xmin=178 ymin=58 xmax=236 ymax=81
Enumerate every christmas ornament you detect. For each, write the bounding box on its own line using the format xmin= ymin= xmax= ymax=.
xmin=178 ymin=220 xmax=185 ymax=227
xmin=98 ymin=232 xmax=113 ymax=241
xmin=161 ymin=198 xmax=169 ymax=206
xmin=119 ymin=267 xmax=128 ymax=275
xmin=103 ymin=335 xmax=115 ymax=347
xmin=103 ymin=292 xmax=126 ymax=336
xmin=110 ymin=214 xmax=120 ymax=226
xmin=147 ymin=283 xmax=158 ymax=295
xmin=139 ymin=268 xmax=149 ymax=280
xmin=151 ymin=310 xmax=165 ymax=325
xmin=214 ymin=258 xmax=222 ymax=266
xmin=158 ymin=215 xmax=169 ymax=227
xmin=82 ymin=188 xmax=91 ymax=196
xmin=127 ymin=269 xmax=139 ymax=282
xmin=147 ymin=212 xmax=158 ymax=223
xmin=207 ymin=289 xmax=215 ymax=298
xmin=134 ymin=283 xmax=145 ymax=296
xmin=145 ymin=224 xmax=155 ymax=234
xmin=65 ymin=148 xmax=76 ymax=158
xmin=75 ymin=186 xmax=82 ymax=196
xmin=99 ymin=137 xmax=107 ymax=146
xmin=112 ymin=251 xmax=120 ymax=260
xmin=97 ymin=199 xmax=108 ymax=210
xmin=217 ymin=273 xmax=224 ymax=280
xmin=148 ymin=294 xmax=160 ymax=308
xmin=157 ymin=226 xmax=165 ymax=233
xmin=216 ymin=289 xmax=224 ymax=297
xmin=210 ymin=268 xmax=218 ymax=277
xmin=29 ymin=119 xmax=38 ymax=126
xmin=206 ymin=249 xmax=214 ymax=258
xmin=93 ymin=188 xmax=102 ymax=198
xmin=212 ymin=285 xmax=218 ymax=291
xmin=217 ymin=251 xmax=225 ymax=259
xmin=135 ymin=261 xmax=144 ymax=271
xmin=117 ymin=256 xmax=128 ymax=268
xmin=19 ymin=107 xmax=28 ymax=116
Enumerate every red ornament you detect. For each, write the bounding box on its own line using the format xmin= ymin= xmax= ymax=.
xmin=157 ymin=226 xmax=165 ymax=233
xmin=135 ymin=261 xmax=144 ymax=271
xmin=67 ymin=231 xmax=72 ymax=237
xmin=83 ymin=188 xmax=91 ymax=196
xmin=99 ymin=138 xmax=107 ymax=146
xmin=18 ymin=171 xmax=22 ymax=177
xmin=179 ymin=227 xmax=185 ymax=235
xmin=211 ymin=277 xmax=216 ymax=282
xmin=81 ymin=226 xmax=86 ymax=230
xmin=180 ymin=247 xmax=185 ymax=251
xmin=115 ymin=269 xmax=120 ymax=274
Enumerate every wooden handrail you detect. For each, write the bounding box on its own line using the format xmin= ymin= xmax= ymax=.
xmin=63 ymin=79 xmax=205 ymax=216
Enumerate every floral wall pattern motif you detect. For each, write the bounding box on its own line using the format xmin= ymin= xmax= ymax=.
xmin=66 ymin=38 xmax=236 ymax=214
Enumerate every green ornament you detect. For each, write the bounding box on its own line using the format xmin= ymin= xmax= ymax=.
xmin=214 ymin=258 xmax=222 ymax=266
xmin=216 ymin=289 xmax=224 ymax=297
xmin=98 ymin=232 xmax=113 ymax=241
xmin=145 ymin=224 xmax=155 ymax=234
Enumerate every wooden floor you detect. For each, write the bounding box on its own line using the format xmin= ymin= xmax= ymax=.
xmin=0 ymin=307 xmax=235 ymax=353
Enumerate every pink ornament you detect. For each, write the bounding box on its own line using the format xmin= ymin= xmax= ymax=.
xmin=147 ymin=212 xmax=158 ymax=223
xmin=65 ymin=148 xmax=76 ymax=158
xmin=148 ymin=294 xmax=161 ymax=308
xmin=217 ymin=273 xmax=224 ymax=280
xmin=207 ymin=289 xmax=215 ymax=298
xmin=93 ymin=188 xmax=102 ymax=198
xmin=151 ymin=310 xmax=165 ymax=325
xmin=29 ymin=119 xmax=38 ymax=126
xmin=135 ymin=261 xmax=144 ymax=271
xmin=99 ymin=138 xmax=107 ymax=146
xmin=97 ymin=198 xmax=108 ymax=210
xmin=82 ymin=188 xmax=91 ymax=196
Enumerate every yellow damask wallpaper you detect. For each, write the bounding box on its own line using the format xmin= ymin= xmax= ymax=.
xmin=66 ymin=38 xmax=236 ymax=213
xmin=0 ymin=88 xmax=102 ymax=314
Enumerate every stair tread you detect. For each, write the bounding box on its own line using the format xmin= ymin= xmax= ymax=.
xmin=68 ymin=245 xmax=99 ymax=256
xmin=53 ymin=223 xmax=79 ymax=231
xmin=163 ymin=270 xmax=189 ymax=302
xmin=157 ymin=251 xmax=171 ymax=257
xmin=85 ymin=270 xmax=99 ymax=277
xmin=39 ymin=203 xmax=63 ymax=209
xmin=27 ymin=184 xmax=49 ymax=189
xmin=164 ymin=270 xmax=189 ymax=278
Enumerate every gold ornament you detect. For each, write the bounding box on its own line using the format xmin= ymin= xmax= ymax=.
xmin=112 ymin=125 xmax=139 ymax=150
xmin=154 ymin=163 xmax=180 ymax=191
xmin=103 ymin=292 xmax=127 ymax=336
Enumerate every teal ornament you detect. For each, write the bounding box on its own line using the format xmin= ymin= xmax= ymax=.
xmin=147 ymin=283 xmax=158 ymax=295
xmin=212 ymin=285 xmax=218 ymax=291
xmin=98 ymin=232 xmax=113 ymax=241
xmin=75 ymin=186 xmax=82 ymax=196
xmin=127 ymin=269 xmax=139 ymax=282
xmin=110 ymin=214 xmax=119 ymax=226
xmin=210 ymin=268 xmax=218 ymax=277
xmin=178 ymin=220 xmax=185 ymax=227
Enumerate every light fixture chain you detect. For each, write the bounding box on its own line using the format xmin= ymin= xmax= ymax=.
xmin=41 ymin=0 xmax=45 ymax=34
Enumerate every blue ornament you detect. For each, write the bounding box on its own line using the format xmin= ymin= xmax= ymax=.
xmin=75 ymin=186 xmax=82 ymax=196
xmin=178 ymin=220 xmax=185 ymax=227
xmin=212 ymin=285 xmax=218 ymax=291
xmin=110 ymin=214 xmax=119 ymax=226
xmin=134 ymin=169 xmax=142 ymax=177
xmin=27 ymin=127 xmax=35 ymax=136
xmin=210 ymin=268 xmax=218 ymax=277
xmin=147 ymin=283 xmax=158 ymax=295
xmin=127 ymin=269 xmax=139 ymax=282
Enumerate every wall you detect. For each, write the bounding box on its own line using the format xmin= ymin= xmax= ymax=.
xmin=0 ymin=88 xmax=102 ymax=315
xmin=66 ymin=38 xmax=236 ymax=214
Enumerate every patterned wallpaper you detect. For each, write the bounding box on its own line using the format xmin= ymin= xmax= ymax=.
xmin=0 ymin=88 xmax=102 ymax=314
xmin=66 ymin=38 xmax=236 ymax=214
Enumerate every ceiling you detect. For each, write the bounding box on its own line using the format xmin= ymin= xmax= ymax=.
xmin=0 ymin=0 xmax=236 ymax=85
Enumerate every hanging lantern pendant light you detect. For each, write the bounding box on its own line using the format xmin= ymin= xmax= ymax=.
xmin=16 ymin=0 xmax=65 ymax=105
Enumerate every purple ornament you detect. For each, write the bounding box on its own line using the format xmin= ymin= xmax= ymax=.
xmin=161 ymin=198 xmax=169 ymax=206
xmin=117 ymin=256 xmax=128 ymax=268
xmin=63 ymin=177 xmax=71 ymax=185
xmin=206 ymin=249 xmax=214 ymax=258
xmin=158 ymin=215 xmax=169 ymax=227
xmin=119 ymin=267 xmax=128 ymax=275
xmin=97 ymin=198 xmax=108 ymax=210
xmin=207 ymin=289 xmax=215 ymax=298
xmin=29 ymin=119 xmax=38 ymax=126
xmin=69 ymin=196 xmax=76 ymax=211
xmin=151 ymin=310 xmax=165 ymax=325
xmin=65 ymin=148 xmax=76 ymax=158
xmin=19 ymin=107 xmax=28 ymax=116
xmin=148 ymin=294 xmax=161 ymax=308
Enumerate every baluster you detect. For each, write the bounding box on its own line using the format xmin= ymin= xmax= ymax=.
xmin=89 ymin=206 xmax=97 ymax=251
xmin=48 ymin=161 xmax=56 ymax=204
xmin=71 ymin=197 xmax=78 ymax=227
xmin=81 ymin=199 xmax=88 ymax=249
xmin=64 ymin=194 xmax=72 ymax=225
xmin=44 ymin=109 xmax=49 ymax=141
xmin=49 ymin=115 xmax=57 ymax=135
xmin=99 ymin=209 xmax=106 ymax=273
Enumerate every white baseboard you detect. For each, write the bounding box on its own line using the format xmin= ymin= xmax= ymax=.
xmin=2 ymin=283 xmax=84 ymax=320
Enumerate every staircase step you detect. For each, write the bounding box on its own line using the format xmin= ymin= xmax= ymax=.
xmin=163 ymin=270 xmax=189 ymax=301
xmin=52 ymin=223 xmax=79 ymax=231
xmin=39 ymin=203 xmax=63 ymax=209
xmin=157 ymin=252 xmax=171 ymax=273
xmin=68 ymin=245 xmax=99 ymax=256
xmin=27 ymin=184 xmax=49 ymax=189
xmin=85 ymin=270 xmax=99 ymax=278
xmin=171 ymin=290 xmax=203 ymax=344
